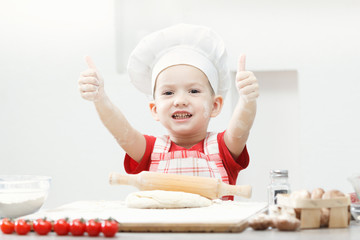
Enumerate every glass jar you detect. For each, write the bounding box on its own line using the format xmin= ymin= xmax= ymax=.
xmin=267 ymin=169 xmax=290 ymax=205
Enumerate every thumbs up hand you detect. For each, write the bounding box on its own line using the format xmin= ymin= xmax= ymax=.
xmin=78 ymin=56 xmax=105 ymax=102
xmin=235 ymin=54 xmax=259 ymax=102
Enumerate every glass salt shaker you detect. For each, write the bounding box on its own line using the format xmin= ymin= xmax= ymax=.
xmin=268 ymin=169 xmax=290 ymax=205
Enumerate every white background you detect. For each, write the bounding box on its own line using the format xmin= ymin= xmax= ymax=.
xmin=1 ymin=0 xmax=359 ymax=208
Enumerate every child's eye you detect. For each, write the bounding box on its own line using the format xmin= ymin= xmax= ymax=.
xmin=189 ymin=89 xmax=200 ymax=94
xmin=162 ymin=91 xmax=173 ymax=96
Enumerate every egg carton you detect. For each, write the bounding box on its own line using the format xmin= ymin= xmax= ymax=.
xmin=277 ymin=194 xmax=350 ymax=229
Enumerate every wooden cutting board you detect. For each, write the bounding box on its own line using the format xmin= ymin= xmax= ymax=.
xmin=24 ymin=200 xmax=267 ymax=232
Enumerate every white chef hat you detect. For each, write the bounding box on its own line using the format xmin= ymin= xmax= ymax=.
xmin=127 ymin=24 xmax=230 ymax=99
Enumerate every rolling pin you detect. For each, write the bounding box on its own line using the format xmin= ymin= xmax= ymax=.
xmin=109 ymin=171 xmax=252 ymax=199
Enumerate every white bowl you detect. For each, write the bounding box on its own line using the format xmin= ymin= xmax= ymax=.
xmin=0 ymin=175 xmax=51 ymax=218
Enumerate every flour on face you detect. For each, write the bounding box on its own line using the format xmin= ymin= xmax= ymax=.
xmin=203 ymin=102 xmax=211 ymax=119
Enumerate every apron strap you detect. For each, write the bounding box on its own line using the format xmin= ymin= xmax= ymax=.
xmin=152 ymin=135 xmax=171 ymax=153
xmin=204 ymin=132 xmax=220 ymax=155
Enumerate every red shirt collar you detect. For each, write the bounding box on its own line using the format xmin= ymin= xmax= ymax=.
xmin=169 ymin=139 xmax=204 ymax=152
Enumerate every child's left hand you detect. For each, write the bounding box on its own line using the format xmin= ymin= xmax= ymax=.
xmin=235 ymin=55 xmax=259 ymax=102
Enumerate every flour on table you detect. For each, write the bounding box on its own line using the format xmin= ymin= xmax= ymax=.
xmin=125 ymin=190 xmax=212 ymax=209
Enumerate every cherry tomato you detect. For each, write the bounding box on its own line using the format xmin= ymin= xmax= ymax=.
xmin=101 ymin=219 xmax=119 ymax=237
xmin=54 ymin=218 xmax=70 ymax=235
xmin=86 ymin=219 xmax=102 ymax=237
xmin=33 ymin=218 xmax=52 ymax=235
xmin=1 ymin=218 xmax=15 ymax=234
xmin=70 ymin=219 xmax=86 ymax=236
xmin=14 ymin=219 xmax=31 ymax=235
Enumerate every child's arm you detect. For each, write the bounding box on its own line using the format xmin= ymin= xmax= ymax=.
xmin=78 ymin=56 xmax=146 ymax=162
xmin=224 ymin=55 xmax=259 ymax=159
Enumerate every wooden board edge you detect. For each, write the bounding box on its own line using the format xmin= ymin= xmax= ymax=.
xmin=115 ymin=202 xmax=267 ymax=233
xmin=117 ymin=220 xmax=249 ymax=233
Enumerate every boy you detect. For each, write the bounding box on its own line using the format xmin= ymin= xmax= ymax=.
xmin=78 ymin=24 xmax=259 ymax=200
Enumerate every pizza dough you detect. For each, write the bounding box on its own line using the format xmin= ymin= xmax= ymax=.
xmin=125 ymin=190 xmax=213 ymax=209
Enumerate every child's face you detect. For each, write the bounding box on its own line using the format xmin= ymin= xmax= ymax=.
xmin=149 ymin=64 xmax=223 ymax=137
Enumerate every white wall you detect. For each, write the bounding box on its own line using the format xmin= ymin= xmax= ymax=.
xmin=235 ymin=70 xmax=301 ymax=201
xmin=1 ymin=0 xmax=359 ymax=208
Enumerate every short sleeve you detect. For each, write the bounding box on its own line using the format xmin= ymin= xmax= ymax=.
xmin=217 ymin=131 xmax=250 ymax=185
xmin=124 ymin=135 xmax=156 ymax=174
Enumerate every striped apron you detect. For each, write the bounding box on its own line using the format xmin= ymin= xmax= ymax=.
xmin=149 ymin=132 xmax=231 ymax=200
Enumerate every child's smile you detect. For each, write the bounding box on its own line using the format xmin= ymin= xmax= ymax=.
xmin=172 ymin=111 xmax=193 ymax=120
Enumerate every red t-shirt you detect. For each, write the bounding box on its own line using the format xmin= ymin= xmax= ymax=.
xmin=124 ymin=131 xmax=249 ymax=186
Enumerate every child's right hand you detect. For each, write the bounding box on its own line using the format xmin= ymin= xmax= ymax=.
xmin=78 ymin=56 xmax=105 ymax=102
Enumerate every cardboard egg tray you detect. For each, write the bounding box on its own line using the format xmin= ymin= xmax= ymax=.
xmin=277 ymin=194 xmax=350 ymax=229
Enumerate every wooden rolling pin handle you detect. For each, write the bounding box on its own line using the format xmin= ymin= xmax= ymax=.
xmin=109 ymin=172 xmax=138 ymax=187
xmin=219 ymin=182 xmax=252 ymax=199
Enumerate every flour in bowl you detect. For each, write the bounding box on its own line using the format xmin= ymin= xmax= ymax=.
xmin=0 ymin=189 xmax=47 ymax=218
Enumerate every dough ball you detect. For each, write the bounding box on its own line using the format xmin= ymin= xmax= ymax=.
xmin=125 ymin=190 xmax=212 ymax=209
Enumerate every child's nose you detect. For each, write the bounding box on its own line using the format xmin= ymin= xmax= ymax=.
xmin=173 ymin=92 xmax=189 ymax=107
